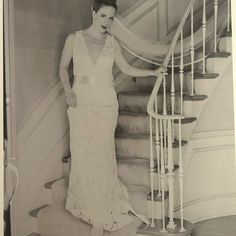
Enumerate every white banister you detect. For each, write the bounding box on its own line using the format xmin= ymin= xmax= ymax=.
xmin=160 ymin=120 xmax=168 ymax=233
xmin=190 ymin=6 xmax=195 ymax=96
xmin=179 ymin=29 xmax=184 ymax=115
xmin=155 ymin=96 xmax=161 ymax=198
xmin=149 ymin=116 xmax=155 ymax=228
xmin=166 ymin=119 xmax=176 ymax=230
xmin=214 ymin=0 xmax=219 ymax=53
xmin=178 ymin=120 xmax=185 ymax=232
xmin=171 ymin=53 xmax=175 ymax=115
xmin=202 ymin=0 xmax=206 ymax=74
xmin=227 ymin=0 xmax=231 ymax=32
xmin=163 ymin=76 xmax=168 ymax=166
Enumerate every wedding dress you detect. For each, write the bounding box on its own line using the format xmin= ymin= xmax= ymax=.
xmin=65 ymin=30 xmax=148 ymax=235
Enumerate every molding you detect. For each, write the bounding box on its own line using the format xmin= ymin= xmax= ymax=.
xmin=17 ymin=78 xmax=60 ymax=132
xmin=192 ymin=129 xmax=235 ymax=140
xmin=175 ymin=193 xmax=236 ymax=211
xmin=121 ymin=0 xmax=160 ymax=27
xmin=17 ymin=79 xmax=65 ymax=143
xmin=175 ymin=193 xmax=236 ymax=223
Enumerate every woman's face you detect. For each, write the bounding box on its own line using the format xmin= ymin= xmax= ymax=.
xmin=92 ymin=5 xmax=116 ymax=33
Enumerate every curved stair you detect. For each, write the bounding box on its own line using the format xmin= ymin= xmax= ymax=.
xmin=27 ymin=2 xmax=232 ymax=235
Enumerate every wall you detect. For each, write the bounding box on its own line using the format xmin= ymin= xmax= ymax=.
xmin=14 ymin=0 xmax=92 ymax=127
xmin=13 ymin=0 xmax=92 ymax=235
xmin=195 ymin=64 xmax=234 ymax=132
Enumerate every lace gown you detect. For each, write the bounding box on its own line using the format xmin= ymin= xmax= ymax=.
xmin=65 ymin=30 xmax=148 ymax=233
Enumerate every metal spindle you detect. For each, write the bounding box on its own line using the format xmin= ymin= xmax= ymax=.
xmin=163 ymin=76 xmax=168 ymax=166
xmin=171 ymin=53 xmax=175 ymax=115
xmin=190 ymin=6 xmax=195 ymax=96
xmin=155 ymin=96 xmax=161 ymax=198
xmin=178 ymin=119 xmax=185 ymax=232
xmin=180 ymin=30 xmax=184 ymax=115
xmin=149 ymin=116 xmax=155 ymax=228
xmin=202 ymin=0 xmax=206 ymax=74
xmin=214 ymin=0 xmax=219 ymax=53
xmin=166 ymin=119 xmax=176 ymax=230
xmin=160 ymin=120 xmax=168 ymax=233
xmin=227 ymin=0 xmax=231 ymax=32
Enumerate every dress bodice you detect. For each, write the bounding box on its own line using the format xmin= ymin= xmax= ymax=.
xmin=72 ymin=30 xmax=115 ymax=86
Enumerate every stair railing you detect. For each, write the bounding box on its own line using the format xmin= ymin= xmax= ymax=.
xmin=146 ymin=0 xmax=231 ymax=232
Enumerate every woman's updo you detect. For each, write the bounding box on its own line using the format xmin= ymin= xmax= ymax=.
xmin=92 ymin=0 xmax=117 ymax=12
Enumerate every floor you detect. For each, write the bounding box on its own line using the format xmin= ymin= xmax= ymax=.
xmin=192 ymin=215 xmax=236 ymax=236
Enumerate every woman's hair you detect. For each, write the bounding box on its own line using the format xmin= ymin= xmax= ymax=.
xmin=92 ymin=0 xmax=117 ymax=12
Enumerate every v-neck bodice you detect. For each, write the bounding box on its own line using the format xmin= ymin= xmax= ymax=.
xmin=81 ymin=30 xmax=108 ymax=66
xmin=72 ymin=30 xmax=115 ymax=86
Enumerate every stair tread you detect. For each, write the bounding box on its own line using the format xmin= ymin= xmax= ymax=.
xmin=194 ymin=72 xmax=219 ymax=79
xmin=208 ymin=52 xmax=231 ymax=58
xmin=119 ymin=110 xmax=148 ymax=116
xmin=45 ymin=177 xmax=64 ymax=189
xmin=138 ymin=218 xmax=194 ymax=236
xmin=37 ymin=204 xmax=144 ymax=236
xmin=29 ymin=204 xmax=48 ymax=218
xmin=183 ymin=94 xmax=208 ymax=101
xmin=147 ymin=190 xmax=169 ymax=201
xmin=173 ymin=117 xmax=197 ymax=124
xmin=26 ymin=234 xmax=41 ymax=236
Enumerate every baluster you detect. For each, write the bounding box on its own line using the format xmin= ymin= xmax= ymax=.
xmin=178 ymin=119 xmax=186 ymax=232
xmin=180 ymin=30 xmax=184 ymax=115
xmin=171 ymin=52 xmax=175 ymax=115
xmin=227 ymin=0 xmax=231 ymax=32
xmin=190 ymin=6 xmax=195 ymax=96
xmin=214 ymin=0 xmax=219 ymax=53
xmin=155 ymin=96 xmax=161 ymax=198
xmin=149 ymin=116 xmax=155 ymax=228
xmin=163 ymin=75 xmax=168 ymax=166
xmin=202 ymin=0 xmax=206 ymax=74
xmin=160 ymin=119 xmax=168 ymax=233
xmin=166 ymin=119 xmax=176 ymax=230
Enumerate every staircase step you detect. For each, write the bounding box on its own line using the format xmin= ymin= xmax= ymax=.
xmin=118 ymin=92 xmax=162 ymax=113
xmin=173 ymin=117 xmax=197 ymax=124
xmin=194 ymin=72 xmax=219 ymax=79
xmin=147 ymin=190 xmax=169 ymax=201
xmin=26 ymin=234 xmax=41 ymax=236
xmin=29 ymin=205 xmax=48 ymax=218
xmin=222 ymin=31 xmax=232 ymax=37
xmin=137 ymin=218 xmax=194 ymax=236
xmin=44 ymin=175 xmax=150 ymax=216
xmin=183 ymin=94 xmax=208 ymax=101
xmin=117 ymin=158 xmax=150 ymax=187
xmin=115 ymin=133 xmax=186 ymax=165
xmin=208 ymin=52 xmax=231 ymax=58
xmin=37 ymin=204 xmax=144 ymax=236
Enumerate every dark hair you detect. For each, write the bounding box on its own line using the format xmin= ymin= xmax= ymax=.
xmin=92 ymin=0 xmax=117 ymax=12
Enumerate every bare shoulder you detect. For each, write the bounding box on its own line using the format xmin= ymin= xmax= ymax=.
xmin=65 ymin=32 xmax=76 ymax=45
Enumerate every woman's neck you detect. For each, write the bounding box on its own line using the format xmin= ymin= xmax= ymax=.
xmin=85 ymin=25 xmax=106 ymax=40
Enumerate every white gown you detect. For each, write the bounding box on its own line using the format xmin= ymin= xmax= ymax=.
xmin=65 ymin=30 xmax=148 ymax=234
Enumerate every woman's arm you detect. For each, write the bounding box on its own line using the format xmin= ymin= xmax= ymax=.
xmin=59 ymin=33 xmax=77 ymax=107
xmin=114 ymin=38 xmax=164 ymax=77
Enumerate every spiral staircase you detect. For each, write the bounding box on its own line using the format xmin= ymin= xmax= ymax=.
xmin=20 ymin=0 xmax=233 ymax=235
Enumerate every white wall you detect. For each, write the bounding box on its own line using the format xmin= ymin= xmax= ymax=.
xmin=195 ymin=64 xmax=234 ymax=132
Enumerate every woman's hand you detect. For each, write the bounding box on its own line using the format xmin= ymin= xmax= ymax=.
xmin=65 ymin=90 xmax=77 ymax=107
xmin=153 ymin=67 xmax=166 ymax=77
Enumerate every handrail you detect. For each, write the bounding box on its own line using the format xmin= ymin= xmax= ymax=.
xmin=147 ymin=0 xmax=196 ymax=120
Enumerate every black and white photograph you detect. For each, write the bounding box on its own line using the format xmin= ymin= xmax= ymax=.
xmin=3 ymin=0 xmax=236 ymax=236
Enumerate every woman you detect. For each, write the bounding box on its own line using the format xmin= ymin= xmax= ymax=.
xmin=59 ymin=0 xmax=164 ymax=235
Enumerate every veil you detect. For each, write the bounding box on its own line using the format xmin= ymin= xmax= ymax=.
xmin=108 ymin=0 xmax=228 ymax=66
